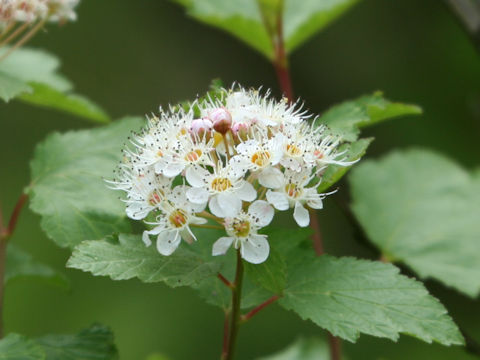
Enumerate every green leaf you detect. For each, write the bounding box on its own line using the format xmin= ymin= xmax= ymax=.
xmin=244 ymin=247 xmax=286 ymax=294
xmin=67 ymin=233 xmax=221 ymax=288
xmin=319 ymin=92 xmax=422 ymax=142
xmin=0 ymin=47 xmax=109 ymax=122
xmin=350 ymin=149 xmax=480 ymax=298
xmin=315 ymin=92 xmax=421 ymax=191
xmin=35 ymin=324 xmax=118 ymax=360
xmin=187 ymin=228 xmax=273 ymax=310
xmin=5 ymin=244 xmax=69 ymax=290
xmin=0 ymin=334 xmax=44 ymax=360
xmin=174 ymin=0 xmax=360 ymax=59
xmin=0 ymin=47 xmax=72 ymax=92
xmin=0 ymin=71 xmax=32 ymax=102
xmin=283 ymin=0 xmax=359 ymax=53
xmin=257 ymin=337 xmax=330 ymax=360
xmin=174 ymin=0 xmax=272 ymax=58
xmin=29 ymin=117 xmax=143 ymax=248
xmin=278 ymin=253 xmax=463 ymax=345
xmin=18 ymin=83 xmax=110 ymax=124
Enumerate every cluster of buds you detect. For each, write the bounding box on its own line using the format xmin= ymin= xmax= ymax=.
xmin=0 ymin=0 xmax=79 ymax=60
xmin=109 ymin=86 xmax=354 ymax=264
xmin=0 ymin=0 xmax=78 ymax=26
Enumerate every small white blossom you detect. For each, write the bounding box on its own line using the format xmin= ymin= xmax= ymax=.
xmin=142 ymin=185 xmax=207 ymax=256
xmin=266 ymin=168 xmax=334 ymax=227
xmin=212 ymin=200 xmax=274 ymax=264
xmin=186 ymin=164 xmax=256 ymax=218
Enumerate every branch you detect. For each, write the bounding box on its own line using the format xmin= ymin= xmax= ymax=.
xmin=240 ymin=295 xmax=280 ymax=322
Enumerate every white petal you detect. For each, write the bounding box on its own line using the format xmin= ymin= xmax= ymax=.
xmin=236 ymin=140 xmax=257 ymax=155
xmin=266 ymin=190 xmax=289 ymax=211
xmin=208 ymin=196 xmax=224 ymax=218
xmin=306 ymin=195 xmax=323 ymax=210
xmin=186 ymin=166 xmax=209 ymax=187
xmin=142 ymin=231 xmax=152 ymax=247
xmin=248 ymin=200 xmax=274 ymax=227
xmin=190 ymin=215 xmax=208 ymax=225
xmin=228 ymin=156 xmax=248 ymax=178
xmin=212 ymin=236 xmax=235 ymax=256
xmin=241 ymin=234 xmax=270 ymax=264
xmin=186 ymin=187 xmax=210 ymax=204
xmin=126 ymin=203 xmax=150 ymax=220
xmin=217 ymin=192 xmax=242 ymax=217
xmin=236 ymin=181 xmax=257 ymax=201
xmin=163 ymin=162 xmax=184 ymax=177
xmin=258 ymin=167 xmax=284 ymax=189
xmin=156 ymin=230 xmax=181 ymax=256
xmin=293 ymin=201 xmax=310 ymax=227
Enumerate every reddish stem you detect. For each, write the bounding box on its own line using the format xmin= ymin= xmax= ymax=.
xmin=272 ymin=10 xmax=294 ymax=102
xmin=241 ymin=295 xmax=279 ymax=322
xmin=221 ymin=312 xmax=230 ymax=359
xmin=328 ymin=333 xmax=342 ymax=360
xmin=217 ymin=273 xmax=234 ymax=289
xmin=6 ymin=193 xmax=28 ymax=237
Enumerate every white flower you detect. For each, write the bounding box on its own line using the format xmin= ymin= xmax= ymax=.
xmin=47 ymin=0 xmax=79 ymax=22
xmin=142 ymin=185 xmax=206 ymax=256
xmin=230 ymin=134 xmax=284 ymax=188
xmin=266 ymin=168 xmax=334 ymax=227
xmin=304 ymin=126 xmax=356 ymax=170
xmin=186 ymin=164 xmax=256 ymax=218
xmin=154 ymin=132 xmax=215 ymax=178
xmin=212 ymin=200 xmax=274 ymax=264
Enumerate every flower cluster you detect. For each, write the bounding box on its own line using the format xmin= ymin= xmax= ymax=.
xmin=0 ymin=0 xmax=79 ymax=28
xmin=109 ymin=86 xmax=354 ymax=264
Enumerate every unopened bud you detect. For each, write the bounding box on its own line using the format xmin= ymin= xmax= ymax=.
xmin=231 ymin=122 xmax=249 ymax=141
xmin=209 ymin=107 xmax=232 ymax=135
xmin=189 ymin=118 xmax=213 ymax=138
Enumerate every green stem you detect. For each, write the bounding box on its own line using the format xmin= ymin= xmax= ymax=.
xmin=222 ymin=249 xmax=244 ymax=360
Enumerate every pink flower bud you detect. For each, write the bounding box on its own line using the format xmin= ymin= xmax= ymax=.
xmin=231 ymin=122 xmax=249 ymax=140
xmin=209 ymin=107 xmax=232 ymax=134
xmin=189 ymin=118 xmax=213 ymax=137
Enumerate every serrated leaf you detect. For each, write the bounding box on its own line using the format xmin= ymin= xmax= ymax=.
xmin=257 ymin=337 xmax=329 ymax=360
xmin=278 ymin=253 xmax=463 ymax=345
xmin=186 ymin=228 xmax=273 ymax=309
xmin=0 ymin=334 xmax=45 ymax=360
xmin=319 ymin=92 xmax=422 ymax=142
xmin=0 ymin=71 xmax=32 ymax=102
xmin=67 ymin=233 xmax=221 ymax=288
xmin=18 ymin=83 xmax=110 ymax=123
xmin=350 ymin=149 xmax=480 ymax=298
xmin=174 ymin=0 xmax=359 ymax=59
xmin=35 ymin=324 xmax=118 ymax=360
xmin=5 ymin=244 xmax=69 ymax=290
xmin=315 ymin=93 xmax=421 ymax=191
xmin=29 ymin=117 xmax=143 ymax=248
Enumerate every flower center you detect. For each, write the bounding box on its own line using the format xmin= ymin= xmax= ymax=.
xmin=184 ymin=149 xmax=202 ymax=163
xmin=148 ymin=190 xmax=164 ymax=206
xmin=232 ymin=219 xmax=250 ymax=238
xmin=251 ymin=150 xmax=271 ymax=167
xmin=286 ymin=144 xmax=302 ymax=157
xmin=285 ymin=183 xmax=302 ymax=199
xmin=313 ymin=150 xmax=324 ymax=159
xmin=157 ymin=150 xmax=164 ymax=158
xmin=169 ymin=209 xmax=188 ymax=228
xmin=211 ymin=177 xmax=232 ymax=192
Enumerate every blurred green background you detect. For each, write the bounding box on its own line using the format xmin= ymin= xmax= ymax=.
xmin=1 ymin=0 xmax=479 ymax=359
